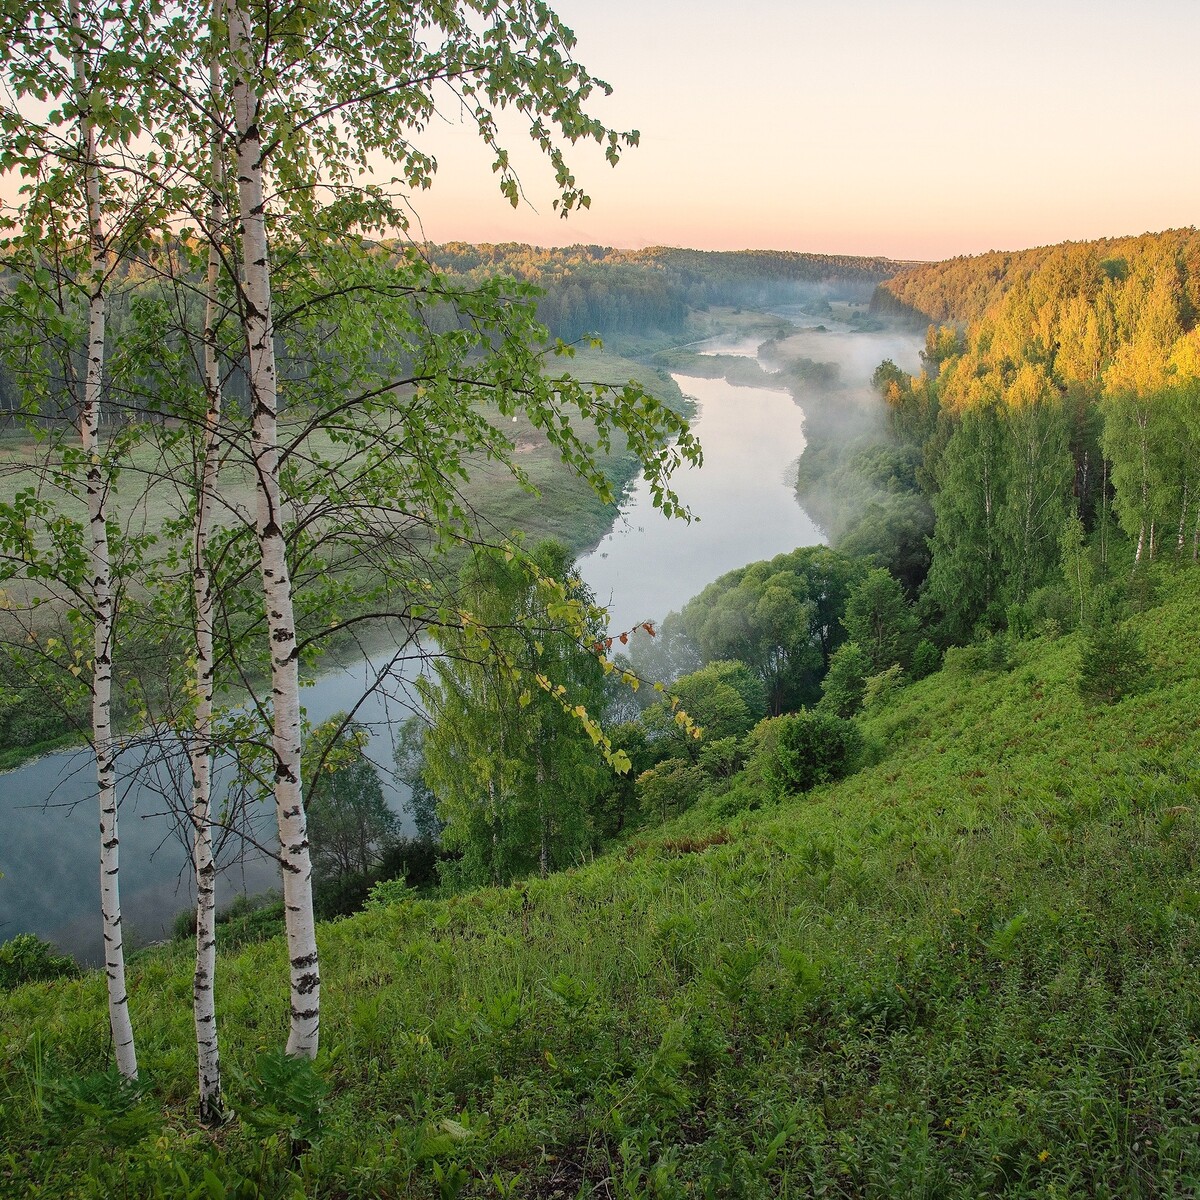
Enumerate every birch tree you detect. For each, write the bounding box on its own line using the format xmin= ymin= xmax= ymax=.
xmin=191 ymin=0 xmax=699 ymax=1059
xmin=998 ymin=367 xmax=1072 ymax=607
xmin=183 ymin=25 xmax=230 ymax=1119
xmin=0 ymin=0 xmax=170 ymax=1081
xmin=419 ymin=541 xmax=606 ymax=888
xmin=925 ymin=402 xmax=1008 ymax=640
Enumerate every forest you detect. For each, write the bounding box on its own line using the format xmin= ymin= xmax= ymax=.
xmin=419 ymin=243 xmax=904 ymax=344
xmin=2 ymin=0 xmax=1200 ymax=1196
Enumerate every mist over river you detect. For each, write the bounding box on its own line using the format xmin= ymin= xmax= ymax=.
xmin=579 ymin=354 xmax=819 ymax=633
xmin=0 ymin=316 xmax=921 ymax=962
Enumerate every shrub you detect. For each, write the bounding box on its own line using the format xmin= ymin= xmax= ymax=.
xmin=171 ymin=907 xmax=196 ymax=942
xmin=910 ymin=639 xmax=941 ymax=680
xmin=863 ymin=663 xmax=905 ymax=711
xmin=377 ymin=836 xmax=442 ymax=892
xmin=943 ymin=633 xmax=1010 ymax=675
xmin=1026 ymin=585 xmax=1076 ymax=636
xmin=363 ymin=877 xmax=417 ymax=910
xmin=0 ymin=933 xmax=79 ymax=990
xmin=763 ymin=710 xmax=863 ymax=796
xmin=214 ymin=893 xmax=284 ymax=951
xmin=313 ymin=870 xmax=376 ymax=920
xmin=818 ymin=641 xmax=872 ymax=717
xmin=697 ymin=735 xmax=744 ymax=779
xmin=1078 ymin=621 xmax=1151 ymax=704
xmin=637 ymin=759 xmax=709 ymax=824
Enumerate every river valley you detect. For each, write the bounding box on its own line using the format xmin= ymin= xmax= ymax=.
xmin=0 ymin=315 xmax=921 ymax=963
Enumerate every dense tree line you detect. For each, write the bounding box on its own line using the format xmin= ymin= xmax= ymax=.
xmin=805 ymin=230 xmax=1200 ymax=649
xmin=418 ymin=242 xmax=905 ymax=343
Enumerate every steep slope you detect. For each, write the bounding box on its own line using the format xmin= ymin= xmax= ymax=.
xmin=3 ymin=570 xmax=1200 ymax=1197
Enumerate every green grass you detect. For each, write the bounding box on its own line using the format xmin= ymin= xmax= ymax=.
xmin=455 ymin=347 xmax=690 ymax=555
xmin=3 ymin=566 xmax=1200 ymax=1196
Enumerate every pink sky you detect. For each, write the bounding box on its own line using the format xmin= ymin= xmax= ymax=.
xmin=405 ymin=0 xmax=1199 ymax=261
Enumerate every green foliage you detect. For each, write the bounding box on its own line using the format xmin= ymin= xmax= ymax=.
xmin=428 ymin=244 xmax=898 ymax=346
xmin=761 ymin=709 xmax=863 ymax=796
xmin=40 ymin=1068 xmax=159 ymax=1150
xmin=394 ymin=718 xmax=442 ymax=842
xmin=680 ymin=546 xmax=862 ymax=713
xmin=925 ymin=403 xmax=1008 ymax=641
xmin=640 ymin=660 xmax=762 ymax=764
xmin=637 ymin=759 xmax=709 ymax=824
xmin=943 ymin=633 xmax=1011 ymax=676
xmin=0 ymin=652 xmax=82 ymax=764
xmin=696 ymin=735 xmax=744 ymax=780
xmin=235 ymin=1050 xmax=328 ymax=1151
xmin=818 ymin=640 xmax=872 ymax=717
xmin=0 ymin=934 xmax=79 ymax=990
xmin=843 ymin=567 xmax=918 ymax=673
xmin=998 ymin=389 xmax=1074 ymax=606
xmin=304 ymin=724 xmax=399 ymax=888
xmin=363 ymin=877 xmax=418 ymax=911
xmin=862 ymin=662 xmax=906 ymax=711
xmin=910 ymin=638 xmax=942 ymax=680
xmin=4 ymin=573 xmax=1200 ymax=1196
xmin=377 ymin=837 xmax=443 ymax=893
xmin=1078 ymin=621 xmax=1151 ymax=704
xmin=208 ymin=894 xmax=285 ymax=953
xmin=421 ymin=541 xmax=609 ymax=887
xmin=792 ymin=353 xmax=935 ymax=594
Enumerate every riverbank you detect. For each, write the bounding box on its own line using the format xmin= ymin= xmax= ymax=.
xmin=0 ymin=338 xmax=693 ymax=772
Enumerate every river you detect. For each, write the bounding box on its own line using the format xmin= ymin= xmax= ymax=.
xmin=579 ymin=348 xmax=820 ymax=633
xmin=0 ymin=318 xmax=920 ymax=962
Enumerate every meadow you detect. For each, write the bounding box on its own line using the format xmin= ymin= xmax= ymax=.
xmin=3 ymin=565 xmax=1198 ymax=1197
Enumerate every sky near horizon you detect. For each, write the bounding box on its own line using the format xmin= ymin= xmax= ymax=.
xmin=408 ymin=0 xmax=1199 ymax=262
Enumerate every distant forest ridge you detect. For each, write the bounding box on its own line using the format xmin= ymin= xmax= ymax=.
xmin=417 ymin=242 xmax=912 ymax=341
xmin=872 ymin=228 xmax=1200 ymax=330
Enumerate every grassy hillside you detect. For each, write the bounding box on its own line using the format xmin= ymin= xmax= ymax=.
xmin=3 ymin=569 xmax=1199 ymax=1197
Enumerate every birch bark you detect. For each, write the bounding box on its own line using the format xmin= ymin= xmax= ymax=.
xmin=226 ymin=0 xmax=320 ymax=1058
xmin=190 ymin=17 xmax=227 ymax=1116
xmin=70 ymin=0 xmax=137 ymax=1080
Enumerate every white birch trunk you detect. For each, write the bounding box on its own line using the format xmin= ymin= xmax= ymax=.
xmin=227 ymin=0 xmax=320 ymax=1058
xmin=1100 ymin=458 xmax=1110 ymax=571
xmin=71 ymin=0 xmax=137 ymax=1081
xmin=191 ymin=26 xmax=225 ymax=1120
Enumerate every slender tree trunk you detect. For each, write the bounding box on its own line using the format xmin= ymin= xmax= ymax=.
xmin=227 ymin=0 xmax=320 ymax=1058
xmin=71 ymin=0 xmax=137 ymax=1082
xmin=1135 ymin=411 xmax=1150 ymax=565
xmin=487 ymin=776 xmax=502 ymax=887
xmin=537 ymin=757 xmax=548 ymax=879
xmin=191 ymin=24 xmax=226 ymax=1120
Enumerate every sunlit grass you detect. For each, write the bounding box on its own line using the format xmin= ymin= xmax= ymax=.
xmin=3 ymin=568 xmax=1199 ymax=1196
